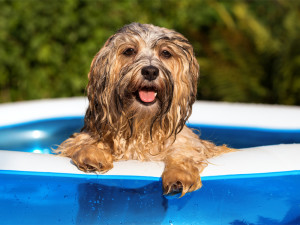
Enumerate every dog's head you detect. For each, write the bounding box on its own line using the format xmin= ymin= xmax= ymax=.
xmin=84 ymin=23 xmax=199 ymax=139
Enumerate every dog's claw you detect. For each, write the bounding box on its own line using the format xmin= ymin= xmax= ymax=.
xmin=171 ymin=181 xmax=184 ymax=193
xmin=162 ymin=167 xmax=202 ymax=197
xmin=71 ymin=146 xmax=113 ymax=173
xmin=164 ymin=181 xmax=183 ymax=195
xmin=78 ymin=163 xmax=103 ymax=172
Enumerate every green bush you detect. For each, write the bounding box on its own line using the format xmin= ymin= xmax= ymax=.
xmin=0 ymin=0 xmax=299 ymax=105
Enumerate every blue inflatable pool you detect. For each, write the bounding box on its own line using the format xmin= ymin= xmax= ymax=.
xmin=0 ymin=98 xmax=299 ymax=225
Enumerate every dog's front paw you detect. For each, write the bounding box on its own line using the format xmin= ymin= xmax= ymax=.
xmin=71 ymin=146 xmax=113 ymax=173
xmin=161 ymin=167 xmax=202 ymax=197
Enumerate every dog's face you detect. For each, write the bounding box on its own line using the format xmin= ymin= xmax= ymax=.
xmin=85 ymin=23 xmax=199 ymax=139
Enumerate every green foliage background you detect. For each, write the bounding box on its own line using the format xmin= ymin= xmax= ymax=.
xmin=0 ymin=0 xmax=299 ymax=105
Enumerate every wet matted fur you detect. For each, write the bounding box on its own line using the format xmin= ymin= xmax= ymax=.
xmin=56 ymin=23 xmax=231 ymax=196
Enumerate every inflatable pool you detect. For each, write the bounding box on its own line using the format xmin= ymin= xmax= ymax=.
xmin=0 ymin=98 xmax=300 ymax=225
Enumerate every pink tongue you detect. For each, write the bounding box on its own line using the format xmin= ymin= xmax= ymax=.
xmin=139 ymin=90 xmax=156 ymax=103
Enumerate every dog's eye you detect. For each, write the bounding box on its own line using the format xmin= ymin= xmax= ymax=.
xmin=123 ymin=48 xmax=136 ymax=56
xmin=161 ymin=50 xmax=172 ymax=59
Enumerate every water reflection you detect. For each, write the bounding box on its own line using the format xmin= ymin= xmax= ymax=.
xmin=76 ymin=181 xmax=167 ymax=225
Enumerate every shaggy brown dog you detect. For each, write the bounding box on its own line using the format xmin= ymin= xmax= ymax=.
xmin=56 ymin=23 xmax=231 ymax=196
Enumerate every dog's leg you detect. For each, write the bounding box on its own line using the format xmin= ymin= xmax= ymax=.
xmin=162 ymin=126 xmax=231 ymax=196
xmin=55 ymin=133 xmax=113 ymax=173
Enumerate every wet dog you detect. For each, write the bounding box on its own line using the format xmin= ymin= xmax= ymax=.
xmin=56 ymin=23 xmax=231 ymax=196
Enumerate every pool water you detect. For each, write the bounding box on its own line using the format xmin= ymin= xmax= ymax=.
xmin=0 ymin=117 xmax=299 ymax=153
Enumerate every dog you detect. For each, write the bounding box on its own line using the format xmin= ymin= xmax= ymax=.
xmin=56 ymin=23 xmax=231 ymax=196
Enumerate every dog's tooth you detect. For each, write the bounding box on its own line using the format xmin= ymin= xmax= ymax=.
xmin=154 ymin=92 xmax=157 ymax=97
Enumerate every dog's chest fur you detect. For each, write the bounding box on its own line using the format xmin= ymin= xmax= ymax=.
xmin=111 ymin=133 xmax=170 ymax=161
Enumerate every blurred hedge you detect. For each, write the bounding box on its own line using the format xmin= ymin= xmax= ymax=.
xmin=0 ymin=0 xmax=299 ymax=105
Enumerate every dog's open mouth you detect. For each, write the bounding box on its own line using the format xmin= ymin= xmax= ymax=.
xmin=136 ymin=87 xmax=158 ymax=104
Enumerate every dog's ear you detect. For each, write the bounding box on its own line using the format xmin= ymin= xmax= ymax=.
xmin=83 ymin=34 xmax=118 ymax=136
xmin=87 ymin=34 xmax=117 ymax=88
xmin=169 ymin=39 xmax=199 ymax=134
xmin=189 ymin=50 xmax=200 ymax=107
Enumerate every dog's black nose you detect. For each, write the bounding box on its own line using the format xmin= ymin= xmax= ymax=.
xmin=141 ymin=66 xmax=159 ymax=81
